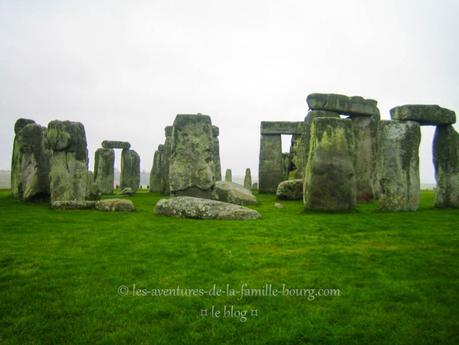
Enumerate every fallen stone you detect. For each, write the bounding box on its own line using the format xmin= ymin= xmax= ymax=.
xmin=169 ymin=114 xmax=216 ymax=198
xmin=155 ymin=196 xmax=261 ymax=220
xmin=390 ymin=105 xmax=456 ymax=126
xmin=377 ymin=120 xmax=421 ymax=211
xmin=118 ymin=187 xmax=133 ymax=195
xmin=95 ymin=199 xmax=135 ymax=212
xmin=433 ymin=125 xmax=459 ymax=208
xmin=212 ymin=181 xmax=257 ymax=205
xmin=274 ymin=202 xmax=284 ymax=209
xmin=101 ymin=140 xmax=131 ymax=150
xmin=276 ymin=179 xmax=303 ymax=200
xmin=303 ymin=118 xmax=357 ymax=211
xmin=51 ymin=200 xmax=96 ymax=209
xmin=307 ymin=93 xmax=379 ymax=117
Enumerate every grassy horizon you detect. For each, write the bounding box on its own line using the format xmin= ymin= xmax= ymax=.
xmin=0 ymin=189 xmax=458 ymax=345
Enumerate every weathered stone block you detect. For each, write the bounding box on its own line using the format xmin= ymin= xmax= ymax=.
xmin=276 ymin=179 xmax=303 ymax=200
xmin=212 ymin=181 xmax=257 ymax=205
xmin=433 ymin=125 xmax=459 ymax=208
xmin=302 ymin=111 xmax=340 ymax=179
xmin=120 ymin=149 xmax=140 ymax=192
xmin=351 ymin=115 xmax=379 ymax=202
xmin=390 ymin=105 xmax=456 ymax=126
xmin=303 ymin=118 xmax=356 ymax=211
xmin=307 ymin=93 xmax=379 ymax=117
xmin=94 ymin=148 xmax=115 ymax=194
xmin=47 ymin=120 xmax=89 ymax=204
xmin=11 ymin=120 xmax=51 ymax=201
xmin=377 ymin=120 xmax=421 ymax=211
xmin=101 ymin=140 xmax=131 ymax=150
xmin=149 ymin=145 xmax=164 ymax=193
xmin=96 ymin=199 xmax=135 ymax=212
xmin=244 ymin=168 xmax=252 ymax=190
xmin=155 ymin=196 xmax=261 ymax=220
xmin=212 ymin=126 xmax=222 ymax=181
xmin=169 ymin=114 xmax=215 ymax=198
xmin=225 ymin=169 xmax=232 ymax=182
xmin=259 ymin=134 xmax=283 ymax=193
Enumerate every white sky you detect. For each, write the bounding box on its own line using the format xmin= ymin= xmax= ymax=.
xmin=1 ymin=0 xmax=458 ymax=183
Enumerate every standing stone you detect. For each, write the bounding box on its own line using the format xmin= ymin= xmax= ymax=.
xmin=225 ymin=169 xmax=232 ymax=182
xmin=94 ymin=148 xmax=115 ymax=194
xmin=169 ymin=114 xmax=215 ymax=198
xmin=162 ymin=126 xmax=173 ymax=194
xmin=244 ymin=168 xmax=252 ymax=190
xmin=149 ymin=145 xmax=165 ymax=193
xmin=212 ymin=126 xmax=222 ymax=181
xmin=377 ymin=121 xmax=421 ymax=211
xmin=47 ymin=120 xmax=89 ymax=205
xmin=433 ymin=125 xmax=459 ymax=208
xmin=351 ymin=114 xmax=379 ymax=202
xmin=302 ymin=111 xmax=340 ymax=179
xmin=11 ymin=119 xmax=51 ymax=200
xmin=120 ymin=149 xmax=140 ymax=192
xmin=303 ymin=118 xmax=356 ymax=211
xmin=259 ymin=134 xmax=283 ymax=193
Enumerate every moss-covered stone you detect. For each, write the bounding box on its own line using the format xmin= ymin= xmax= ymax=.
xmin=47 ymin=120 xmax=89 ymax=204
xmin=11 ymin=121 xmax=51 ymax=201
xmin=155 ymin=196 xmax=261 ymax=220
xmin=101 ymin=140 xmax=131 ymax=150
xmin=390 ymin=105 xmax=456 ymax=125
xmin=377 ymin=120 xmax=421 ymax=211
xmin=433 ymin=125 xmax=459 ymax=208
xmin=302 ymin=111 xmax=340 ymax=181
xmin=276 ymin=179 xmax=303 ymax=200
xmin=169 ymin=114 xmax=216 ymax=198
xmin=307 ymin=93 xmax=379 ymax=117
xmin=161 ymin=126 xmax=173 ymax=194
xmin=94 ymin=148 xmax=115 ymax=194
xmin=303 ymin=118 xmax=356 ymax=211
xmin=95 ymin=199 xmax=135 ymax=212
xmin=120 ymin=149 xmax=140 ymax=192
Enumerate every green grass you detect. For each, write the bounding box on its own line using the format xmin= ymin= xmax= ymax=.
xmin=0 ymin=189 xmax=458 ymax=345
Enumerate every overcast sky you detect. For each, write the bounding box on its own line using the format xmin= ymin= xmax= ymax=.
xmin=1 ymin=0 xmax=458 ymax=183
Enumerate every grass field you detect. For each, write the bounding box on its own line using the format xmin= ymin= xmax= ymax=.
xmin=0 ymin=189 xmax=458 ymax=345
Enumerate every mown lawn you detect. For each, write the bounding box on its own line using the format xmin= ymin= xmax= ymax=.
xmin=0 ymin=189 xmax=458 ymax=345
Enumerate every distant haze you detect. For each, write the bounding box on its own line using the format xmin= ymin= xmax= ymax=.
xmin=1 ymin=0 xmax=458 ymax=184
